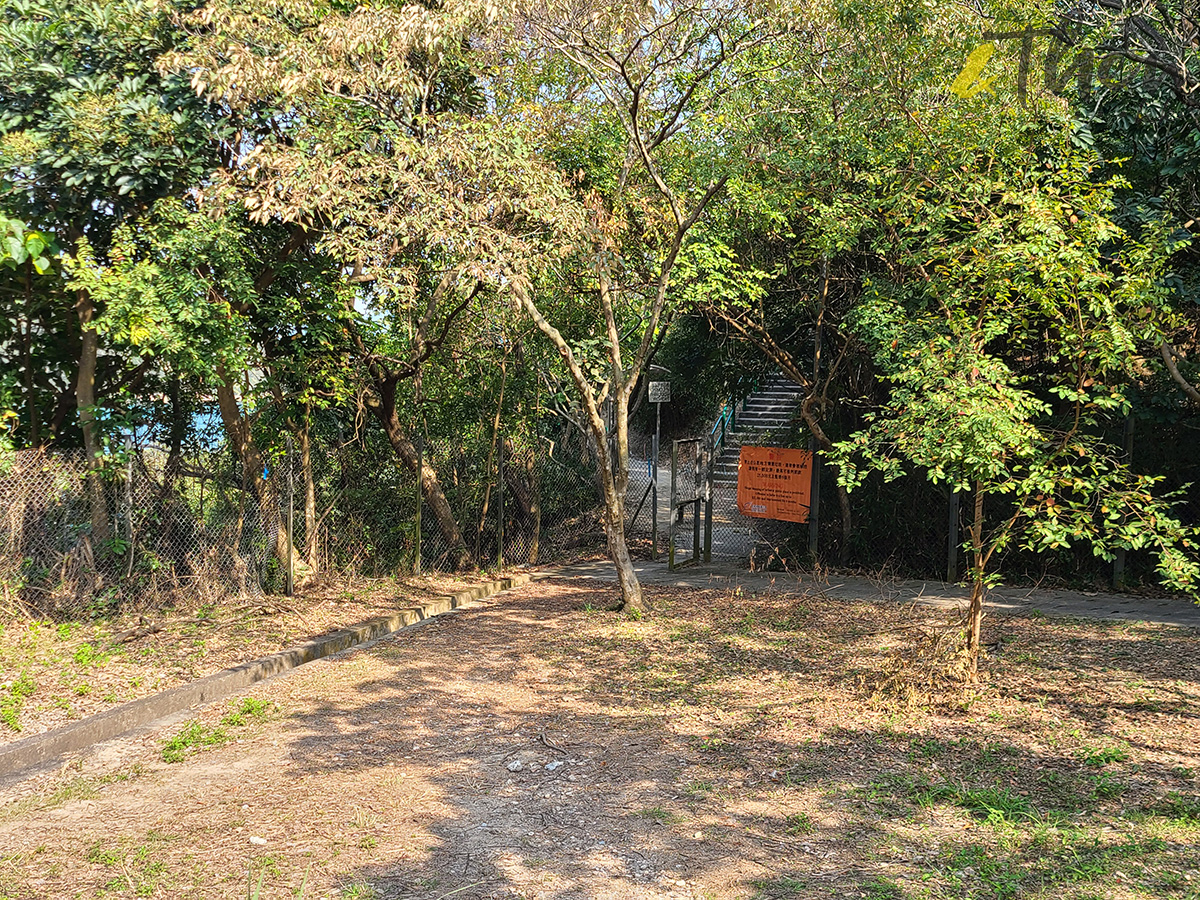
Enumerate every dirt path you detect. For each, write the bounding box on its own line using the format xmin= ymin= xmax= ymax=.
xmin=3 ymin=581 xmax=750 ymax=899
xmin=1 ymin=578 xmax=1197 ymax=900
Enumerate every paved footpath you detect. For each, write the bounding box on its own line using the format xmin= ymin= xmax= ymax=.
xmin=549 ymin=559 xmax=1200 ymax=628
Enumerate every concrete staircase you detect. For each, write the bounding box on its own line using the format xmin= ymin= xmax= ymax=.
xmin=711 ymin=374 xmax=806 ymax=488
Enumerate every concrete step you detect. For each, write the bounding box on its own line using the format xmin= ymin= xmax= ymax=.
xmin=729 ymin=427 xmax=790 ymax=440
xmin=757 ymin=388 xmax=803 ymax=398
xmin=741 ymin=401 xmax=798 ymax=412
xmin=744 ymin=396 xmax=801 ymax=408
xmin=736 ymin=416 xmax=793 ymax=427
xmin=744 ymin=404 xmax=798 ymax=412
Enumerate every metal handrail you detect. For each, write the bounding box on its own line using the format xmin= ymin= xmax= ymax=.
xmin=707 ymin=374 xmax=763 ymax=460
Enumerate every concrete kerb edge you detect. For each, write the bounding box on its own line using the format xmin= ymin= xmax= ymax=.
xmin=0 ymin=573 xmax=533 ymax=781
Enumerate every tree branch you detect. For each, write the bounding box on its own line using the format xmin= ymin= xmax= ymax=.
xmin=1162 ymin=339 xmax=1200 ymax=404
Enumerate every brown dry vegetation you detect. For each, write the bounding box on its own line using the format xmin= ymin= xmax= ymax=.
xmin=0 ymin=573 xmax=485 ymax=740
xmin=0 ymin=578 xmax=1198 ymax=900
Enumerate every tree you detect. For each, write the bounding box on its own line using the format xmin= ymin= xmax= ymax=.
xmin=171 ymin=0 xmax=590 ymax=568
xmin=0 ymin=0 xmax=221 ymax=539
xmin=0 ymin=213 xmax=56 ymax=455
xmin=64 ymin=200 xmax=322 ymax=578
xmin=494 ymin=0 xmax=787 ymax=611
xmin=833 ymin=113 xmax=1200 ymax=677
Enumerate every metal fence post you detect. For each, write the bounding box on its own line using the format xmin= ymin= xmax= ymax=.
xmin=807 ymin=437 xmax=820 ymax=558
xmin=703 ymin=435 xmax=714 ymax=563
xmin=285 ymin=435 xmax=294 ymax=597
xmin=669 ymin=440 xmax=677 ymax=571
xmin=413 ymin=436 xmax=422 ymax=575
xmin=124 ymin=433 xmax=135 ymax=578
xmin=496 ymin=438 xmax=504 ymax=570
xmin=947 ymin=489 xmax=960 ymax=583
xmin=691 ymin=441 xmax=701 ymax=562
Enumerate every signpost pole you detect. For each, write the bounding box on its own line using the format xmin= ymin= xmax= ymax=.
xmin=648 ymin=382 xmax=670 ymax=563
xmin=652 ymin=401 xmax=660 ymax=560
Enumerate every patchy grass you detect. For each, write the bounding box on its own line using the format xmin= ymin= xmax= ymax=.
xmin=0 ymin=572 xmax=497 ymax=740
xmin=161 ymin=698 xmax=279 ymax=763
xmin=0 ymin=670 xmax=35 ymax=731
xmin=529 ymin=583 xmax=1200 ymax=900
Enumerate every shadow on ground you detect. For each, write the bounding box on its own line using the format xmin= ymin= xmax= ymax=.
xmin=273 ymin=579 xmax=1200 ymax=900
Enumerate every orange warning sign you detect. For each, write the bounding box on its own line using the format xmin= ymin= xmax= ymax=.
xmin=737 ymin=446 xmax=813 ymax=524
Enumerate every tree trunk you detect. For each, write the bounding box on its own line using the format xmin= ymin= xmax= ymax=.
xmin=503 ymin=441 xmax=541 ymax=564
xmin=372 ymin=400 xmax=471 ymax=570
xmin=23 ymin=261 xmax=39 ymax=446
xmin=475 ymin=357 xmax=508 ymax=563
xmin=163 ymin=377 xmax=186 ymax=490
xmin=604 ymin=497 xmax=643 ymax=612
xmin=300 ymin=419 xmax=319 ymax=571
xmin=799 ymin=398 xmax=852 ymax=563
xmin=964 ymin=482 xmax=986 ymax=680
xmin=608 ymin=389 xmax=646 ymax=613
xmin=214 ymin=373 xmax=307 ymax=584
xmin=75 ymin=291 xmax=110 ymax=542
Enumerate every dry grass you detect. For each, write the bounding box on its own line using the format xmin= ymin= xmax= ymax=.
xmin=0 ymin=578 xmax=1196 ymax=900
xmin=0 ymin=572 xmax=489 ymax=741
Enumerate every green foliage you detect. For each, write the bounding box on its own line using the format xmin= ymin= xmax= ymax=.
xmin=783 ymin=812 xmax=816 ymax=835
xmin=71 ymin=642 xmax=109 ymax=667
xmin=0 ymin=669 xmax=35 ymax=731
xmin=160 ymin=719 xmax=229 ymax=763
xmin=1078 ymin=745 xmax=1129 ymax=768
xmin=64 ymin=200 xmax=255 ymax=380
xmin=1158 ymin=792 xmax=1200 ymax=827
xmin=832 ymin=100 xmax=1200 ymax=598
xmin=0 ymin=0 xmax=220 ymax=227
xmin=219 ymin=697 xmax=275 ymax=727
xmin=0 ymin=0 xmax=226 ymax=451
xmin=0 ymin=215 xmax=54 ymax=273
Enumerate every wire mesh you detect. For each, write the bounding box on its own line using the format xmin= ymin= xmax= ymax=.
xmin=0 ymin=430 xmax=609 ymax=617
xmin=4 ymin=389 xmax=1196 ymax=618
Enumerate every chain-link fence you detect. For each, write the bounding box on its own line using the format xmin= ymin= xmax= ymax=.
xmin=0 ymin=432 xmax=606 ymax=618
xmin=6 ymin=393 xmax=1196 ymax=618
xmin=0 ymin=448 xmax=277 ymax=618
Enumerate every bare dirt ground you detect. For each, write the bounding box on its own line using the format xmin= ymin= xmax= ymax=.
xmin=1 ymin=578 xmax=1198 ymax=900
xmin=0 ymin=573 xmax=487 ymax=742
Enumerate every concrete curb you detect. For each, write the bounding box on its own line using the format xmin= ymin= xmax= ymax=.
xmin=0 ymin=573 xmax=532 ymax=780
